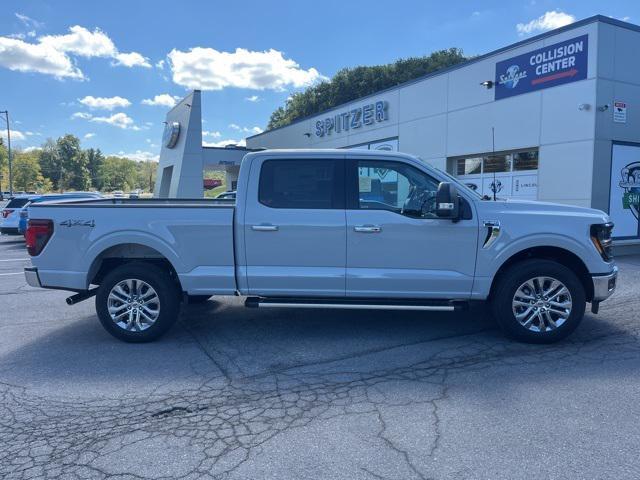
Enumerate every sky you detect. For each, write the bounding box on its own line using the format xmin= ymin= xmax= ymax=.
xmin=1 ymin=0 xmax=638 ymax=162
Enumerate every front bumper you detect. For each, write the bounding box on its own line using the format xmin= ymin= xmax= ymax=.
xmin=592 ymin=265 xmax=618 ymax=302
xmin=24 ymin=267 xmax=42 ymax=288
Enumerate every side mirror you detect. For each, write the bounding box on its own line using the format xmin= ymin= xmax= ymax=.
xmin=436 ymin=182 xmax=460 ymax=220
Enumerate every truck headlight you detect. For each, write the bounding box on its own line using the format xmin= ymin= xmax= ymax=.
xmin=590 ymin=223 xmax=614 ymax=261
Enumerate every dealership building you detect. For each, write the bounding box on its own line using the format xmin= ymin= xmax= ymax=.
xmin=156 ymin=15 xmax=640 ymax=246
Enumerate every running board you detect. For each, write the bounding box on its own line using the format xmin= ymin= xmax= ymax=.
xmin=245 ymin=297 xmax=466 ymax=312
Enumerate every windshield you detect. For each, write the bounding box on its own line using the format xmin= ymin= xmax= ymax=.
xmin=5 ymin=198 xmax=30 ymax=209
xmin=431 ymin=165 xmax=484 ymax=199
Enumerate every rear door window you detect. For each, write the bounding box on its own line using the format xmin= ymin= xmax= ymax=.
xmin=258 ymin=159 xmax=344 ymax=209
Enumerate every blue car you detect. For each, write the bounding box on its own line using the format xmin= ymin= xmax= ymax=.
xmin=18 ymin=192 xmax=103 ymax=235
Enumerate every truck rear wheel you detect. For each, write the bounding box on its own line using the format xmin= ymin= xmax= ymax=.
xmin=490 ymin=259 xmax=586 ymax=343
xmin=95 ymin=263 xmax=181 ymax=342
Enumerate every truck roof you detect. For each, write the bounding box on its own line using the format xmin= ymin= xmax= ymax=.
xmin=243 ymin=148 xmax=419 ymax=161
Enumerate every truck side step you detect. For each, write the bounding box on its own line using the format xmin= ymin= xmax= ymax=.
xmin=245 ymin=297 xmax=467 ymax=312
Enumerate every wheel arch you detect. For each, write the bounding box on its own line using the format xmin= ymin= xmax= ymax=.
xmin=488 ymin=246 xmax=594 ymax=302
xmin=88 ymin=243 xmax=182 ymax=291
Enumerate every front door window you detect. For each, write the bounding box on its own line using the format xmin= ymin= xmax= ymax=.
xmin=357 ymin=160 xmax=440 ymax=218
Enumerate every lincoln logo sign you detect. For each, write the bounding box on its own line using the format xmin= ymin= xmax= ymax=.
xmin=495 ymin=34 xmax=588 ymax=100
xmin=315 ymin=101 xmax=388 ymax=137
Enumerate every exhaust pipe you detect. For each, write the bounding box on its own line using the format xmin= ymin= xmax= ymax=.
xmin=66 ymin=288 xmax=98 ymax=306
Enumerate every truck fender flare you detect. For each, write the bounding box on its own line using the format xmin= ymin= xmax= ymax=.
xmin=486 ymin=232 xmax=594 ymax=279
xmin=84 ymin=231 xmax=184 ymax=286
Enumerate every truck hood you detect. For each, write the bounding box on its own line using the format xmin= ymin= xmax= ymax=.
xmin=478 ymin=198 xmax=610 ymax=223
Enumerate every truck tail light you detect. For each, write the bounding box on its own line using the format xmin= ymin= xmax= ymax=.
xmin=26 ymin=219 xmax=53 ymax=256
xmin=1 ymin=209 xmax=13 ymax=218
xmin=590 ymin=223 xmax=614 ymax=261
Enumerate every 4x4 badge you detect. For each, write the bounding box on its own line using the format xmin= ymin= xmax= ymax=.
xmin=59 ymin=219 xmax=95 ymax=228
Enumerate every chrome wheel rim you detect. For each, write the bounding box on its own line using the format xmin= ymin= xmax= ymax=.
xmin=107 ymin=279 xmax=160 ymax=331
xmin=512 ymin=276 xmax=572 ymax=333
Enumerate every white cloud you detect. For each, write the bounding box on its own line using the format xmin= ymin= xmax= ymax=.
xmin=23 ymin=146 xmax=42 ymax=152
xmin=0 ymin=36 xmax=84 ymax=79
xmin=114 ymin=51 xmax=151 ymax=68
xmin=168 ymin=47 xmax=325 ymax=91
xmin=155 ymin=59 xmax=165 ymax=69
xmin=1 ymin=129 xmax=26 ymax=141
xmin=203 ymin=130 xmax=221 ymax=138
xmin=84 ymin=132 xmax=96 ymax=139
xmin=15 ymin=13 xmax=43 ymax=29
xmin=141 ymin=94 xmax=180 ymax=108
xmin=113 ymin=150 xmax=159 ymax=162
xmin=516 ymin=10 xmax=575 ymax=35
xmin=245 ymin=95 xmax=260 ymax=102
xmin=0 ymin=25 xmax=150 ymax=79
xmin=229 ymin=123 xmax=263 ymax=135
xmin=91 ymin=112 xmax=135 ymax=129
xmin=72 ymin=111 xmax=140 ymax=130
xmin=203 ymin=138 xmax=246 ymax=148
xmin=39 ymin=25 xmax=117 ymax=57
xmin=79 ymin=95 xmax=131 ymax=110
xmin=71 ymin=112 xmax=92 ymax=119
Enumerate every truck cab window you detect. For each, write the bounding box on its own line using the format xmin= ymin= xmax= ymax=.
xmin=259 ymin=159 xmax=344 ymax=209
xmin=357 ymin=160 xmax=440 ymax=218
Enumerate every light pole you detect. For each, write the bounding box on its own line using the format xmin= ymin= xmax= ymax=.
xmin=0 ymin=110 xmax=12 ymax=196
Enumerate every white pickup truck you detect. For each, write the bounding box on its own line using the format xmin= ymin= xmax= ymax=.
xmin=24 ymin=149 xmax=617 ymax=343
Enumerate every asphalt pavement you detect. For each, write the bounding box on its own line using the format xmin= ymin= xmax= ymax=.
xmin=0 ymin=233 xmax=639 ymax=479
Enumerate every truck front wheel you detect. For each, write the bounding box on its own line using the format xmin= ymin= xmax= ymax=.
xmin=95 ymin=263 xmax=181 ymax=342
xmin=490 ymin=259 xmax=586 ymax=343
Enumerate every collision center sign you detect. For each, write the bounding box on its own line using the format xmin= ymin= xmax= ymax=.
xmin=495 ymin=35 xmax=588 ymax=100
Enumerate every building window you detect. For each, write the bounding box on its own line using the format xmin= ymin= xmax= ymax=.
xmin=513 ymin=150 xmax=539 ymax=171
xmin=483 ymin=154 xmax=511 ymax=173
xmin=456 ymin=157 xmax=482 ymax=175
xmin=448 ymin=148 xmax=539 ymax=200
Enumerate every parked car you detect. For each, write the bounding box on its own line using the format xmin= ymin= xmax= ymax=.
xmin=1 ymin=195 xmax=40 ymax=235
xmin=24 ymin=149 xmax=617 ymax=344
xmin=112 ymin=191 xmax=125 ymax=198
xmin=17 ymin=192 xmax=103 ymax=235
xmin=204 ymin=179 xmax=223 ymax=190
xmin=128 ymin=190 xmax=142 ymax=199
xmin=216 ymin=190 xmax=236 ymax=200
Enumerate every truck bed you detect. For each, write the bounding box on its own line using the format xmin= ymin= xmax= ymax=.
xmin=31 ymin=197 xmax=236 ymax=208
xmin=28 ymin=198 xmax=237 ymax=294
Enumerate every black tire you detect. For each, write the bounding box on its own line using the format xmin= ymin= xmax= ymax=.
xmin=490 ymin=259 xmax=586 ymax=344
xmin=186 ymin=294 xmax=212 ymax=304
xmin=95 ymin=262 xmax=181 ymax=342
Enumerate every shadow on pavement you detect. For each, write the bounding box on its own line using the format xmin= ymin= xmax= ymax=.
xmin=1 ymin=294 xmax=635 ymax=395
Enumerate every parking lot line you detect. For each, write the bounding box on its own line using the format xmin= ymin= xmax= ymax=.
xmin=0 ymin=272 xmax=23 ymax=276
xmin=0 ymin=258 xmax=30 ymax=262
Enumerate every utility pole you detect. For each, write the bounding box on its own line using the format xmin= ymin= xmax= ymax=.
xmin=0 ymin=111 xmax=12 ymax=196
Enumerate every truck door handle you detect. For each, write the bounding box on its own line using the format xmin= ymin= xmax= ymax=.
xmin=354 ymin=225 xmax=382 ymax=233
xmin=252 ymin=224 xmax=279 ymax=232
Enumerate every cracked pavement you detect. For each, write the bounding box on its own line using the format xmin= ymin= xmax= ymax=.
xmin=1 ymin=235 xmax=639 ymax=479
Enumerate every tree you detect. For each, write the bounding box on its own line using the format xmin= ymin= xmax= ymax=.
xmin=12 ymin=151 xmax=52 ymax=192
xmin=57 ymin=134 xmax=91 ymax=191
xmin=38 ymin=139 xmax=62 ymax=190
xmin=99 ymin=156 xmax=138 ymax=191
xmin=86 ymin=148 xmax=105 ymax=190
xmin=0 ymin=142 xmax=8 ymax=192
xmin=136 ymin=160 xmax=157 ymax=193
xmin=267 ymin=48 xmax=468 ymax=129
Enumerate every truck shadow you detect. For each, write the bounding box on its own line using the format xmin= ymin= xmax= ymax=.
xmin=1 ymin=295 xmax=635 ymax=400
